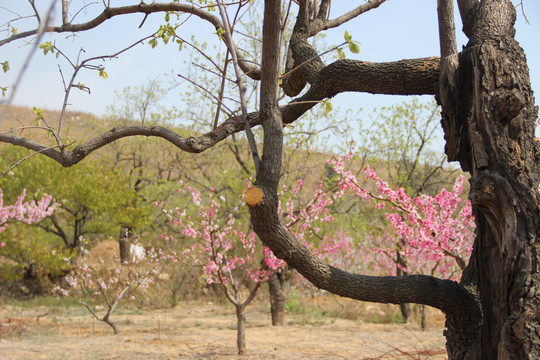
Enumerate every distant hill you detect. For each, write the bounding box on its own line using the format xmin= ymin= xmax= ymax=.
xmin=0 ymin=105 xmax=109 ymax=143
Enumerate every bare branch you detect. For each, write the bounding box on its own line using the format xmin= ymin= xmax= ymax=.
xmin=309 ymin=0 xmax=387 ymax=36
xmin=214 ymin=51 xmax=231 ymax=129
xmin=70 ymin=1 xmax=99 ymax=24
xmin=0 ymin=2 xmax=261 ymax=80
xmin=56 ymin=35 xmax=153 ymax=141
xmin=27 ymin=0 xmax=42 ymax=24
xmin=216 ymin=0 xmax=261 ymax=173
xmin=61 ymin=0 xmax=68 ymax=25
xmin=241 ymin=280 xmax=261 ymax=308
xmin=0 ymin=0 xmax=57 ymax=128
xmin=177 ymin=72 xmax=235 ymax=116
xmin=438 ymin=0 xmax=458 ymax=58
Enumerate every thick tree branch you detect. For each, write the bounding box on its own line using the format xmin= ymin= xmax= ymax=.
xmin=0 ymin=56 xmax=438 ymax=166
xmin=61 ymin=0 xmax=69 ymax=25
xmin=257 ymin=0 xmax=283 ymax=191
xmin=248 ymin=187 xmax=480 ymax=318
xmin=282 ymin=0 xmax=321 ymax=96
xmin=297 ymin=57 xmax=439 ymax=100
xmin=438 ymin=0 xmax=460 ymax=171
xmin=457 ymin=0 xmax=479 ymax=38
xmin=284 ymin=0 xmax=391 ymax=96
xmin=438 ymin=0 xmax=458 ymax=59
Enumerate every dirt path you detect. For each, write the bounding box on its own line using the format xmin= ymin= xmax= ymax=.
xmin=0 ymin=301 xmax=447 ymax=359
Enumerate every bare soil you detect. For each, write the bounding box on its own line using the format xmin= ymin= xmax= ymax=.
xmin=0 ymin=299 xmax=448 ymax=360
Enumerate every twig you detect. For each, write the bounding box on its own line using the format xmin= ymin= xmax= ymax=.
xmin=214 ymin=51 xmax=230 ymax=129
xmin=0 ymin=144 xmax=62 ymax=177
xmin=0 ymin=0 xmax=58 ymax=128
xmin=216 ymin=0 xmax=261 ymax=174
xmin=177 ymin=73 xmax=236 ymax=116
xmin=36 ymin=310 xmax=50 ymax=323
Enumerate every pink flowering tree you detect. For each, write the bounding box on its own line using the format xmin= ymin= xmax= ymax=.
xmin=330 ymin=155 xmax=474 ymax=278
xmin=0 ymin=188 xmax=55 ymax=244
xmin=162 ymin=177 xmax=338 ymax=354
xmin=329 ymin=154 xmax=475 ymax=326
xmin=0 ymin=188 xmax=58 ymax=290
xmin=316 ymin=231 xmax=376 ymax=274
xmin=161 ymin=180 xmax=284 ymax=355
xmin=261 ymin=176 xmax=341 ymax=323
xmin=56 ymin=240 xmax=172 ymax=335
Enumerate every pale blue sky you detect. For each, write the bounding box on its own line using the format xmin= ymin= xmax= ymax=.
xmin=1 ymin=0 xmax=539 ymax=125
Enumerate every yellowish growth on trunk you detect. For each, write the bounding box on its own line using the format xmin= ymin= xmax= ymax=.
xmin=245 ymin=186 xmax=264 ymax=206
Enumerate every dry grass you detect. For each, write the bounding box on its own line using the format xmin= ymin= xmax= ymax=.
xmin=0 ymin=299 xmax=448 ymax=359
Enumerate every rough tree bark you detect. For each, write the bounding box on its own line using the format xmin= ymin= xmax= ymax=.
xmin=439 ymin=0 xmax=540 ymax=358
xmin=267 ymin=267 xmax=294 ymax=326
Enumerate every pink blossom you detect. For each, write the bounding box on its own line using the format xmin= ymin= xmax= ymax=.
xmin=330 ymin=151 xmax=474 ymax=281
xmin=0 ymin=189 xmax=55 ymax=242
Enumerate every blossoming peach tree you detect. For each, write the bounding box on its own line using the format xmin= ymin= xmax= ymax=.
xmin=0 ymin=188 xmax=55 ymax=245
xmin=329 ymin=153 xmax=474 ymax=280
xmin=325 ymin=152 xmax=475 ymax=326
xmin=161 ymin=178 xmax=337 ymax=355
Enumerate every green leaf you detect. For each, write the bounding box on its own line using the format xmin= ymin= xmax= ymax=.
xmin=337 ymin=48 xmax=345 ymax=60
xmin=39 ymin=41 xmax=55 ymax=55
xmin=11 ymin=27 xmax=17 ymax=35
xmin=1 ymin=87 xmax=7 ymax=97
xmin=33 ymin=107 xmax=44 ymax=125
xmin=165 ymin=12 xmax=170 ymax=22
xmin=2 ymin=61 xmax=9 ymax=73
xmin=344 ymin=30 xmax=352 ymax=43
xmin=216 ymin=28 xmax=225 ymax=40
xmin=324 ymin=101 xmax=333 ymax=114
xmin=99 ymin=67 xmax=108 ymax=79
xmin=349 ymin=41 xmax=360 ymax=54
xmin=149 ymin=38 xmax=157 ymax=49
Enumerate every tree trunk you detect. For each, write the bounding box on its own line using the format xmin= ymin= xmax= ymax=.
xmin=268 ymin=267 xmax=293 ymax=326
xmin=119 ymin=227 xmax=132 ymax=263
xmin=235 ymin=304 xmax=246 ymax=355
xmin=399 ymin=303 xmax=410 ymax=323
xmin=439 ymin=1 xmax=540 ymax=358
xmin=419 ymin=304 xmax=426 ymax=330
xmin=103 ymin=316 xmax=119 ymax=335
xmin=396 ymin=251 xmax=410 ymax=322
